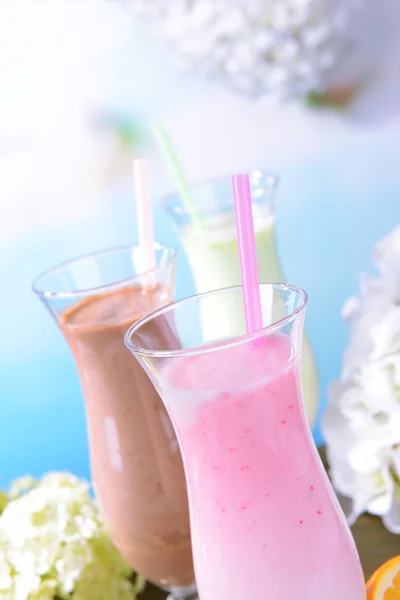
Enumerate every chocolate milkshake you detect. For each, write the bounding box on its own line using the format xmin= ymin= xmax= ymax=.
xmin=59 ymin=283 xmax=194 ymax=588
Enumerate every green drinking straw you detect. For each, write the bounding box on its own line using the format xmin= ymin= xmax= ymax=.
xmin=152 ymin=122 xmax=203 ymax=228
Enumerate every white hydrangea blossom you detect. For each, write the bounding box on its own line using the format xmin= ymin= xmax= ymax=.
xmin=323 ymin=225 xmax=400 ymax=533
xmin=127 ymin=0 xmax=363 ymax=100
xmin=0 ymin=473 xmax=145 ymax=599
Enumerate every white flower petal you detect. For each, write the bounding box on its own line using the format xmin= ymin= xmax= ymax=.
xmin=347 ymin=441 xmax=390 ymax=473
xmin=358 ymin=362 xmax=400 ymax=415
xmin=341 ymin=466 xmax=394 ymax=519
xmin=40 ymin=472 xmax=81 ymax=488
xmin=340 ymin=274 xmax=394 ymax=378
xmin=365 ymin=468 xmax=394 ymax=515
xmin=374 ymin=225 xmax=400 ymax=291
xmin=12 ymin=572 xmax=41 ymax=600
xmin=8 ymin=476 xmax=36 ymax=500
xmin=321 ymin=401 xmax=355 ymax=455
xmin=370 ymin=307 xmax=400 ymax=360
xmin=383 ymin=486 xmax=400 ymax=534
xmin=391 ymin=446 xmax=400 ymax=479
xmin=325 ymin=450 xmax=355 ymax=498
xmin=0 ymin=557 xmax=12 ymax=591
xmin=336 ymin=385 xmax=369 ymax=424
xmin=341 ymin=295 xmax=361 ymax=321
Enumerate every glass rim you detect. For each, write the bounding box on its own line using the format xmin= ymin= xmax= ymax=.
xmin=32 ymin=243 xmax=176 ymax=300
xmin=125 ymin=283 xmax=307 ymax=359
xmin=162 ymin=169 xmax=280 ymax=216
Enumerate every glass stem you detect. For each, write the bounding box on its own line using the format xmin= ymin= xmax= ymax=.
xmin=167 ymin=583 xmax=199 ymax=600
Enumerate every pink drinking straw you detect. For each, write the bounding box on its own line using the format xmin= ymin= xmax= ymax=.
xmin=133 ymin=158 xmax=156 ymax=275
xmin=232 ymin=174 xmax=263 ymax=334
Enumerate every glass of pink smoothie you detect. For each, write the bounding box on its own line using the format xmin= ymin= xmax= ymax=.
xmin=33 ymin=244 xmax=198 ymax=600
xmin=125 ymin=283 xmax=366 ymax=600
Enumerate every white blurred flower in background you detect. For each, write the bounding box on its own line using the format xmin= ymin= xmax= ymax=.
xmin=0 ymin=0 xmax=135 ymax=246
xmin=323 ymin=225 xmax=400 ymax=533
xmin=127 ymin=0 xmax=371 ymax=104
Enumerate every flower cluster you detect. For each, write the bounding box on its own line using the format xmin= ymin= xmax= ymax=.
xmin=128 ymin=0 xmax=362 ymax=100
xmin=0 ymin=473 xmax=145 ymax=600
xmin=323 ymin=225 xmax=400 ymax=533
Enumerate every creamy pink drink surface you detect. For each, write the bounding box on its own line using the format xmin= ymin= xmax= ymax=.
xmin=162 ymin=334 xmax=365 ymax=600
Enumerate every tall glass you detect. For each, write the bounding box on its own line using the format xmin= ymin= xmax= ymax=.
xmin=126 ymin=284 xmax=366 ymax=600
xmin=32 ymin=244 xmax=197 ymax=600
xmin=163 ymin=171 xmax=319 ymax=428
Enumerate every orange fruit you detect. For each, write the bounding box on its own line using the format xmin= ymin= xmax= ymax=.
xmin=366 ymin=569 xmax=379 ymax=597
xmin=367 ymin=572 xmax=378 ymax=593
xmin=367 ymin=556 xmax=400 ymax=599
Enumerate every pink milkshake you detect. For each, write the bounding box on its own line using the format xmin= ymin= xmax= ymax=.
xmin=162 ymin=334 xmax=365 ymax=600
xmin=125 ymin=283 xmax=366 ymax=600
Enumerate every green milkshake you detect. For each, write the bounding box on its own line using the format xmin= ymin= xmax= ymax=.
xmin=163 ymin=171 xmax=319 ymax=428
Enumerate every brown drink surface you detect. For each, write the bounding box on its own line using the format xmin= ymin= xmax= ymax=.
xmin=60 ymin=285 xmax=194 ymax=588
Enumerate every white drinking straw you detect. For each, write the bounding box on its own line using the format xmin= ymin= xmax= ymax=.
xmin=133 ymin=158 xmax=156 ymax=275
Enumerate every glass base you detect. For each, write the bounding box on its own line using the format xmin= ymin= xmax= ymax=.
xmin=166 ymin=582 xmax=199 ymax=600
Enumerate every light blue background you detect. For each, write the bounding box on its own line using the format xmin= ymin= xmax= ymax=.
xmin=1 ymin=133 xmax=399 ymax=486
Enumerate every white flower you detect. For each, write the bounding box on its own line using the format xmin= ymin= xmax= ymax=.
xmin=358 ymin=361 xmax=400 ymax=415
xmin=0 ymin=473 xmax=145 ymax=599
xmin=373 ymin=225 xmax=400 ymax=301
xmin=0 ymin=554 xmax=12 ymax=591
xmin=8 ymin=476 xmax=36 ymax=500
xmin=341 ymin=276 xmax=394 ymax=377
xmin=323 ymin=224 xmax=400 ymax=533
xmin=370 ymin=307 xmax=400 ymax=360
xmin=127 ymin=0 xmax=364 ymax=100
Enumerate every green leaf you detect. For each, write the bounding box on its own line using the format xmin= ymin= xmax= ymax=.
xmin=0 ymin=493 xmax=8 ymax=516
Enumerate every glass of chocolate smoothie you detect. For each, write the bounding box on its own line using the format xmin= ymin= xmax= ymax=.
xmin=32 ymin=244 xmax=197 ymax=600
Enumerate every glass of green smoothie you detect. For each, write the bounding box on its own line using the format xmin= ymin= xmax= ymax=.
xmin=163 ymin=170 xmax=319 ymax=428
